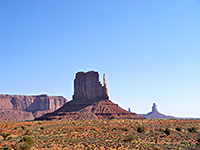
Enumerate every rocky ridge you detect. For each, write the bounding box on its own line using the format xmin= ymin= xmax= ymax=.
xmin=36 ymin=71 xmax=143 ymax=120
xmin=0 ymin=94 xmax=67 ymax=121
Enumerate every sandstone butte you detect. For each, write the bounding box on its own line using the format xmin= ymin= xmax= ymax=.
xmin=36 ymin=71 xmax=143 ymax=121
xmin=0 ymin=94 xmax=67 ymax=121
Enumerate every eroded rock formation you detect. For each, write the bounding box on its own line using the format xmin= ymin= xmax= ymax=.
xmin=0 ymin=94 xmax=68 ymax=121
xmin=139 ymin=103 xmax=175 ymax=119
xmin=73 ymin=71 xmax=109 ymax=100
xmin=152 ymin=103 xmax=158 ymax=112
xmin=36 ymin=71 xmax=143 ymax=120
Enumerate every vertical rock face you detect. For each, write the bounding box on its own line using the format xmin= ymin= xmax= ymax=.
xmin=0 ymin=94 xmax=68 ymax=121
xmin=152 ymin=103 xmax=158 ymax=112
xmin=73 ymin=71 xmax=109 ymax=100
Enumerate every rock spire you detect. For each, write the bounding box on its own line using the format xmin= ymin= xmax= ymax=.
xmin=139 ymin=103 xmax=175 ymax=119
xmin=152 ymin=103 xmax=158 ymax=112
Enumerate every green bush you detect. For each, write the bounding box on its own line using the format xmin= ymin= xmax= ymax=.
xmin=181 ymin=141 xmax=187 ymax=144
xmin=122 ymin=128 xmax=129 ymax=131
xmin=25 ymin=129 xmax=31 ymax=135
xmin=16 ymin=136 xmax=34 ymax=150
xmin=159 ymin=128 xmax=164 ymax=132
xmin=1 ymin=133 xmax=11 ymax=140
xmin=112 ymin=128 xmax=117 ymax=131
xmin=21 ymin=126 xmax=26 ymax=130
xmin=188 ymin=127 xmax=198 ymax=133
xmin=176 ymin=127 xmax=182 ymax=132
xmin=16 ymin=142 xmax=31 ymax=150
xmin=137 ymin=126 xmax=145 ymax=133
xmin=196 ymin=138 xmax=200 ymax=146
xmin=164 ymin=128 xmax=170 ymax=135
xmin=123 ymin=135 xmax=135 ymax=142
xmin=3 ymin=146 xmax=12 ymax=150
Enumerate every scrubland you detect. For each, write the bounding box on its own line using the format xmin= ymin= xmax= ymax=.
xmin=0 ymin=119 xmax=200 ymax=149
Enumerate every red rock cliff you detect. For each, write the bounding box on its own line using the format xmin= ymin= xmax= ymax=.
xmin=73 ymin=71 xmax=109 ymax=100
xmin=0 ymin=94 xmax=68 ymax=121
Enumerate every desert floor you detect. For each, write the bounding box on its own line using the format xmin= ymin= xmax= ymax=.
xmin=0 ymin=119 xmax=200 ymax=149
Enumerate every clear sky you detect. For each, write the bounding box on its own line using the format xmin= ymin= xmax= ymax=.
xmin=0 ymin=0 xmax=200 ymax=118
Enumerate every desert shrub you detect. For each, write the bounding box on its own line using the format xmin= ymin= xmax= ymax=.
xmin=40 ymin=127 xmax=44 ymax=130
xmin=122 ymin=128 xmax=129 ymax=131
xmin=188 ymin=127 xmax=198 ymax=133
xmin=164 ymin=128 xmax=170 ymax=135
xmin=196 ymin=138 xmax=200 ymax=146
xmin=181 ymin=141 xmax=187 ymax=144
xmin=1 ymin=133 xmax=11 ymax=140
xmin=14 ymin=127 xmax=17 ymax=130
xmin=16 ymin=142 xmax=31 ymax=150
xmin=25 ymin=129 xmax=31 ymax=135
xmin=137 ymin=126 xmax=145 ymax=133
xmin=159 ymin=128 xmax=164 ymax=132
xmin=21 ymin=126 xmax=26 ymax=130
xmin=20 ymin=136 xmax=34 ymax=145
xmin=112 ymin=128 xmax=117 ymax=131
xmin=3 ymin=146 xmax=12 ymax=150
xmin=16 ymin=136 xmax=34 ymax=150
xmin=176 ymin=127 xmax=182 ymax=132
xmin=123 ymin=135 xmax=134 ymax=142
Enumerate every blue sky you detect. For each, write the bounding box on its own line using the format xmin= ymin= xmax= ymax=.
xmin=0 ymin=0 xmax=200 ymax=117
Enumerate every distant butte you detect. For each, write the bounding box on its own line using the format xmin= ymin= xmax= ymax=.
xmin=0 ymin=94 xmax=67 ymax=121
xmin=139 ymin=103 xmax=175 ymax=119
xmin=35 ymin=71 xmax=143 ymax=120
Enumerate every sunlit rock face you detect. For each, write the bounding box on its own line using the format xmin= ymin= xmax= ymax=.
xmin=0 ymin=94 xmax=68 ymax=121
xmin=35 ymin=71 xmax=143 ymax=121
xmin=73 ymin=71 xmax=109 ymax=100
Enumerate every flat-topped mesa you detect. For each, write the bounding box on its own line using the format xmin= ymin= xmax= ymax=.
xmin=73 ymin=71 xmax=109 ymax=100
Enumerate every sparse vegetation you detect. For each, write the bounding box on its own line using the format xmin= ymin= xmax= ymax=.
xmin=3 ymin=146 xmax=12 ymax=150
xmin=0 ymin=119 xmax=199 ymax=149
xmin=188 ymin=127 xmax=198 ymax=133
xmin=1 ymin=133 xmax=11 ymax=140
xmin=137 ymin=126 xmax=145 ymax=133
xmin=21 ymin=126 xmax=26 ymax=130
xmin=16 ymin=136 xmax=34 ymax=150
xmin=123 ymin=135 xmax=134 ymax=142
xmin=164 ymin=128 xmax=170 ymax=135
xmin=176 ymin=127 xmax=182 ymax=132
xmin=25 ymin=129 xmax=31 ymax=135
